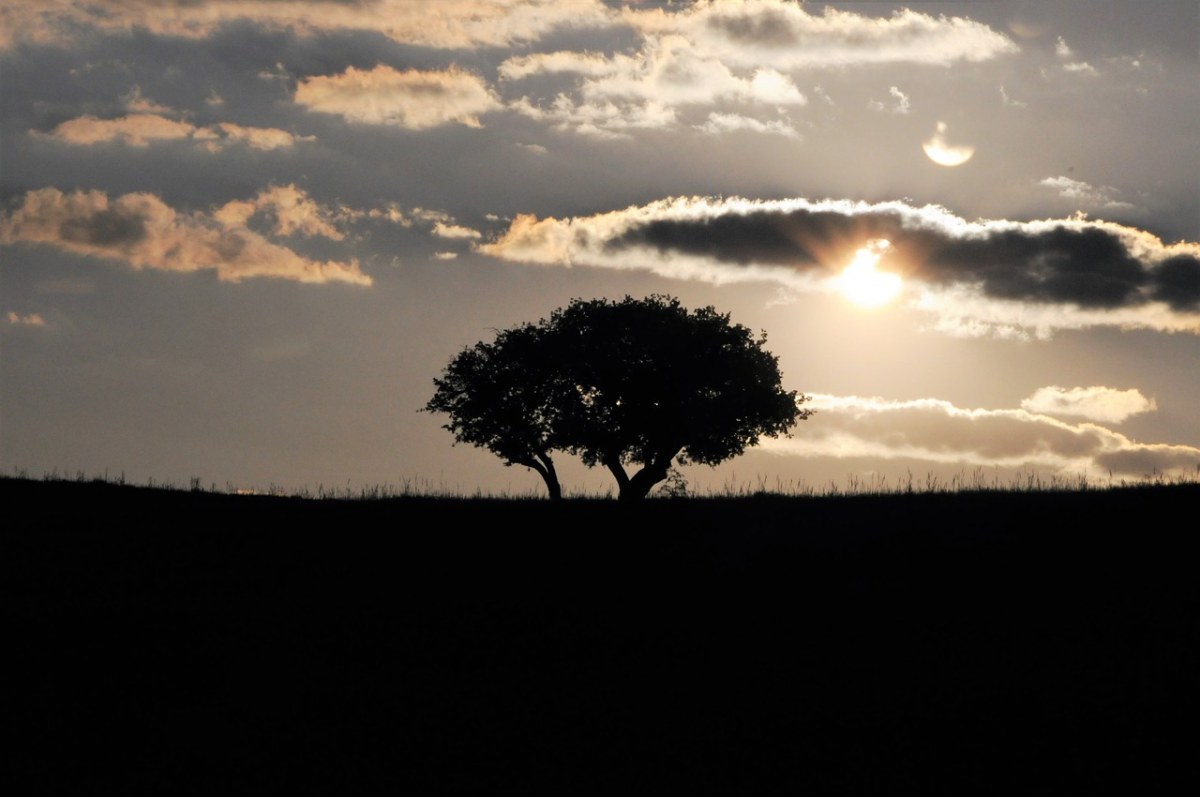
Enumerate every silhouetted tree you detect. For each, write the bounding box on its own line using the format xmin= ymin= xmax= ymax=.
xmin=425 ymin=295 xmax=811 ymax=500
xmin=423 ymin=322 xmax=568 ymax=500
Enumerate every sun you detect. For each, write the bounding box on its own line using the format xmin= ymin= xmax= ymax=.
xmin=923 ymin=121 xmax=975 ymax=167
xmin=838 ymin=240 xmax=902 ymax=308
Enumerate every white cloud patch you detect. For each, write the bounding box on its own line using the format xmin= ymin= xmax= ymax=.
xmin=0 ymin=187 xmax=370 ymax=286
xmin=622 ymin=1 xmax=1018 ymax=69
xmin=506 ymin=0 xmax=1012 ymax=137
xmin=1053 ymin=35 xmax=1098 ymax=75
xmin=868 ymin=86 xmax=911 ymax=114
xmin=1062 ymin=61 xmax=1099 ymax=76
xmin=762 ymin=393 xmax=1199 ymax=479
xmin=294 ymin=65 xmax=501 ymax=129
xmin=433 ymin=251 xmax=459 ymax=260
xmin=1039 ymin=176 xmax=1137 ymax=212
xmin=432 ymin=222 xmax=483 ymax=240
xmin=999 ymin=84 xmax=1026 ymax=108
xmin=695 ymin=112 xmax=799 ymax=138
xmin=1020 ymin=386 xmax=1156 ymax=424
xmin=212 ymin=184 xmax=345 ymax=240
xmin=38 ymin=113 xmax=310 ymax=151
xmin=479 ymin=195 xmax=1200 ymax=337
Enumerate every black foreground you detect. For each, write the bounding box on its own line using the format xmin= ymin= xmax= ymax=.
xmin=8 ymin=478 xmax=1198 ymax=793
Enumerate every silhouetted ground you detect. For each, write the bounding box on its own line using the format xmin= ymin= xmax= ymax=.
xmin=7 ymin=478 xmax=1198 ymax=793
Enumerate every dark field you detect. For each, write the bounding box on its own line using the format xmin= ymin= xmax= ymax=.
xmin=7 ymin=478 xmax=1199 ymax=792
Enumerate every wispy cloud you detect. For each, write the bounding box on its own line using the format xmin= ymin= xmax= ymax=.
xmin=762 ymin=393 xmax=1199 ymax=478
xmin=38 ymin=113 xmax=310 ymax=151
xmin=1039 ymin=176 xmax=1136 ymax=212
xmin=694 ymin=112 xmax=800 ymax=139
xmin=0 ymin=0 xmax=613 ymax=50
xmin=480 ymin=195 xmax=1200 ymax=337
xmin=295 ymin=65 xmax=501 ymax=129
xmin=1 ymin=187 xmax=371 ymax=286
xmin=867 ymin=86 xmax=911 ymax=114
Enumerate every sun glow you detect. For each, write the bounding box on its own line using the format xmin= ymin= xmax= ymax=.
xmin=838 ymin=240 xmax=902 ymax=308
xmin=922 ymin=121 xmax=975 ymax=167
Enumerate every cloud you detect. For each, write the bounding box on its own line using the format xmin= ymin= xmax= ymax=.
xmin=1053 ymin=36 xmax=1098 ymax=76
xmin=0 ymin=0 xmax=613 ymax=51
xmin=1062 ymin=61 xmax=1099 ymax=76
xmin=1 ymin=187 xmax=370 ymax=286
xmin=509 ymin=95 xmax=676 ymax=139
xmin=507 ymin=37 xmax=806 ymax=137
xmin=432 ymin=222 xmax=482 ymax=240
xmin=120 ymin=86 xmax=173 ymax=115
xmin=5 ymin=311 xmax=46 ymax=327
xmin=479 ymin=195 xmax=1200 ymax=336
xmin=212 ymin=184 xmax=345 ymax=240
xmin=1020 ymin=386 xmax=1156 ymax=424
xmin=761 ymin=393 xmax=1200 ymax=479
xmin=622 ymin=1 xmax=1018 ymax=69
xmin=38 ymin=113 xmax=310 ymax=151
xmin=295 ymin=65 xmax=501 ymax=129
xmin=507 ymin=1 xmax=1013 ymax=137
xmin=1039 ymin=176 xmax=1137 ymax=212
xmin=694 ymin=112 xmax=799 ymax=139
xmin=433 ymin=251 xmax=459 ymax=260
xmin=999 ymin=85 xmax=1026 ymax=108
xmin=867 ymin=86 xmax=911 ymax=114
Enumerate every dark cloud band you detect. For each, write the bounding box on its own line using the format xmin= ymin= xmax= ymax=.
xmin=605 ymin=203 xmax=1199 ymax=312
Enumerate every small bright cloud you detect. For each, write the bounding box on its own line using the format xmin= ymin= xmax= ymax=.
xmin=6 ymin=311 xmax=47 ymax=327
xmin=868 ymin=86 xmax=911 ymax=114
xmin=695 ymin=112 xmax=800 ymax=138
xmin=1021 ymin=386 xmax=1156 ymax=424
xmin=1039 ymin=176 xmax=1136 ymax=211
xmin=120 ymin=86 xmax=173 ymax=115
xmin=432 ymin=221 xmax=483 ymax=239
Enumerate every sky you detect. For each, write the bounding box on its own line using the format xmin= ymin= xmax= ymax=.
xmin=2 ymin=0 xmax=1198 ymax=496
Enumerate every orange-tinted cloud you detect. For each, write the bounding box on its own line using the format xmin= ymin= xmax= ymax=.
xmin=1 ymin=187 xmax=370 ymax=286
xmin=0 ymin=0 xmax=612 ymax=50
xmin=295 ymin=65 xmax=501 ymax=129
xmin=5 ymin=311 xmax=47 ymax=327
xmin=38 ymin=113 xmax=310 ymax=151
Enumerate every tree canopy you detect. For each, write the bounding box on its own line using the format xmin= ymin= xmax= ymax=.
xmin=424 ymin=295 xmax=811 ymax=500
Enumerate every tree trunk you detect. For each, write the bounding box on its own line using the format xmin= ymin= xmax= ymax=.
xmin=617 ymin=453 xmax=676 ymax=501
xmin=536 ymin=452 xmax=562 ymax=501
xmin=604 ymin=456 xmax=630 ymax=498
xmin=520 ymin=452 xmax=563 ymax=501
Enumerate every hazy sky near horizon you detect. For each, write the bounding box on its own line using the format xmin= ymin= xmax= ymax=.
xmin=3 ymin=0 xmax=1198 ymax=495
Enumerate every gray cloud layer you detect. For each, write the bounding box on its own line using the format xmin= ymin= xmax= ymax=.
xmin=481 ymin=197 xmax=1200 ymax=336
xmin=763 ymin=392 xmax=1200 ymax=479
